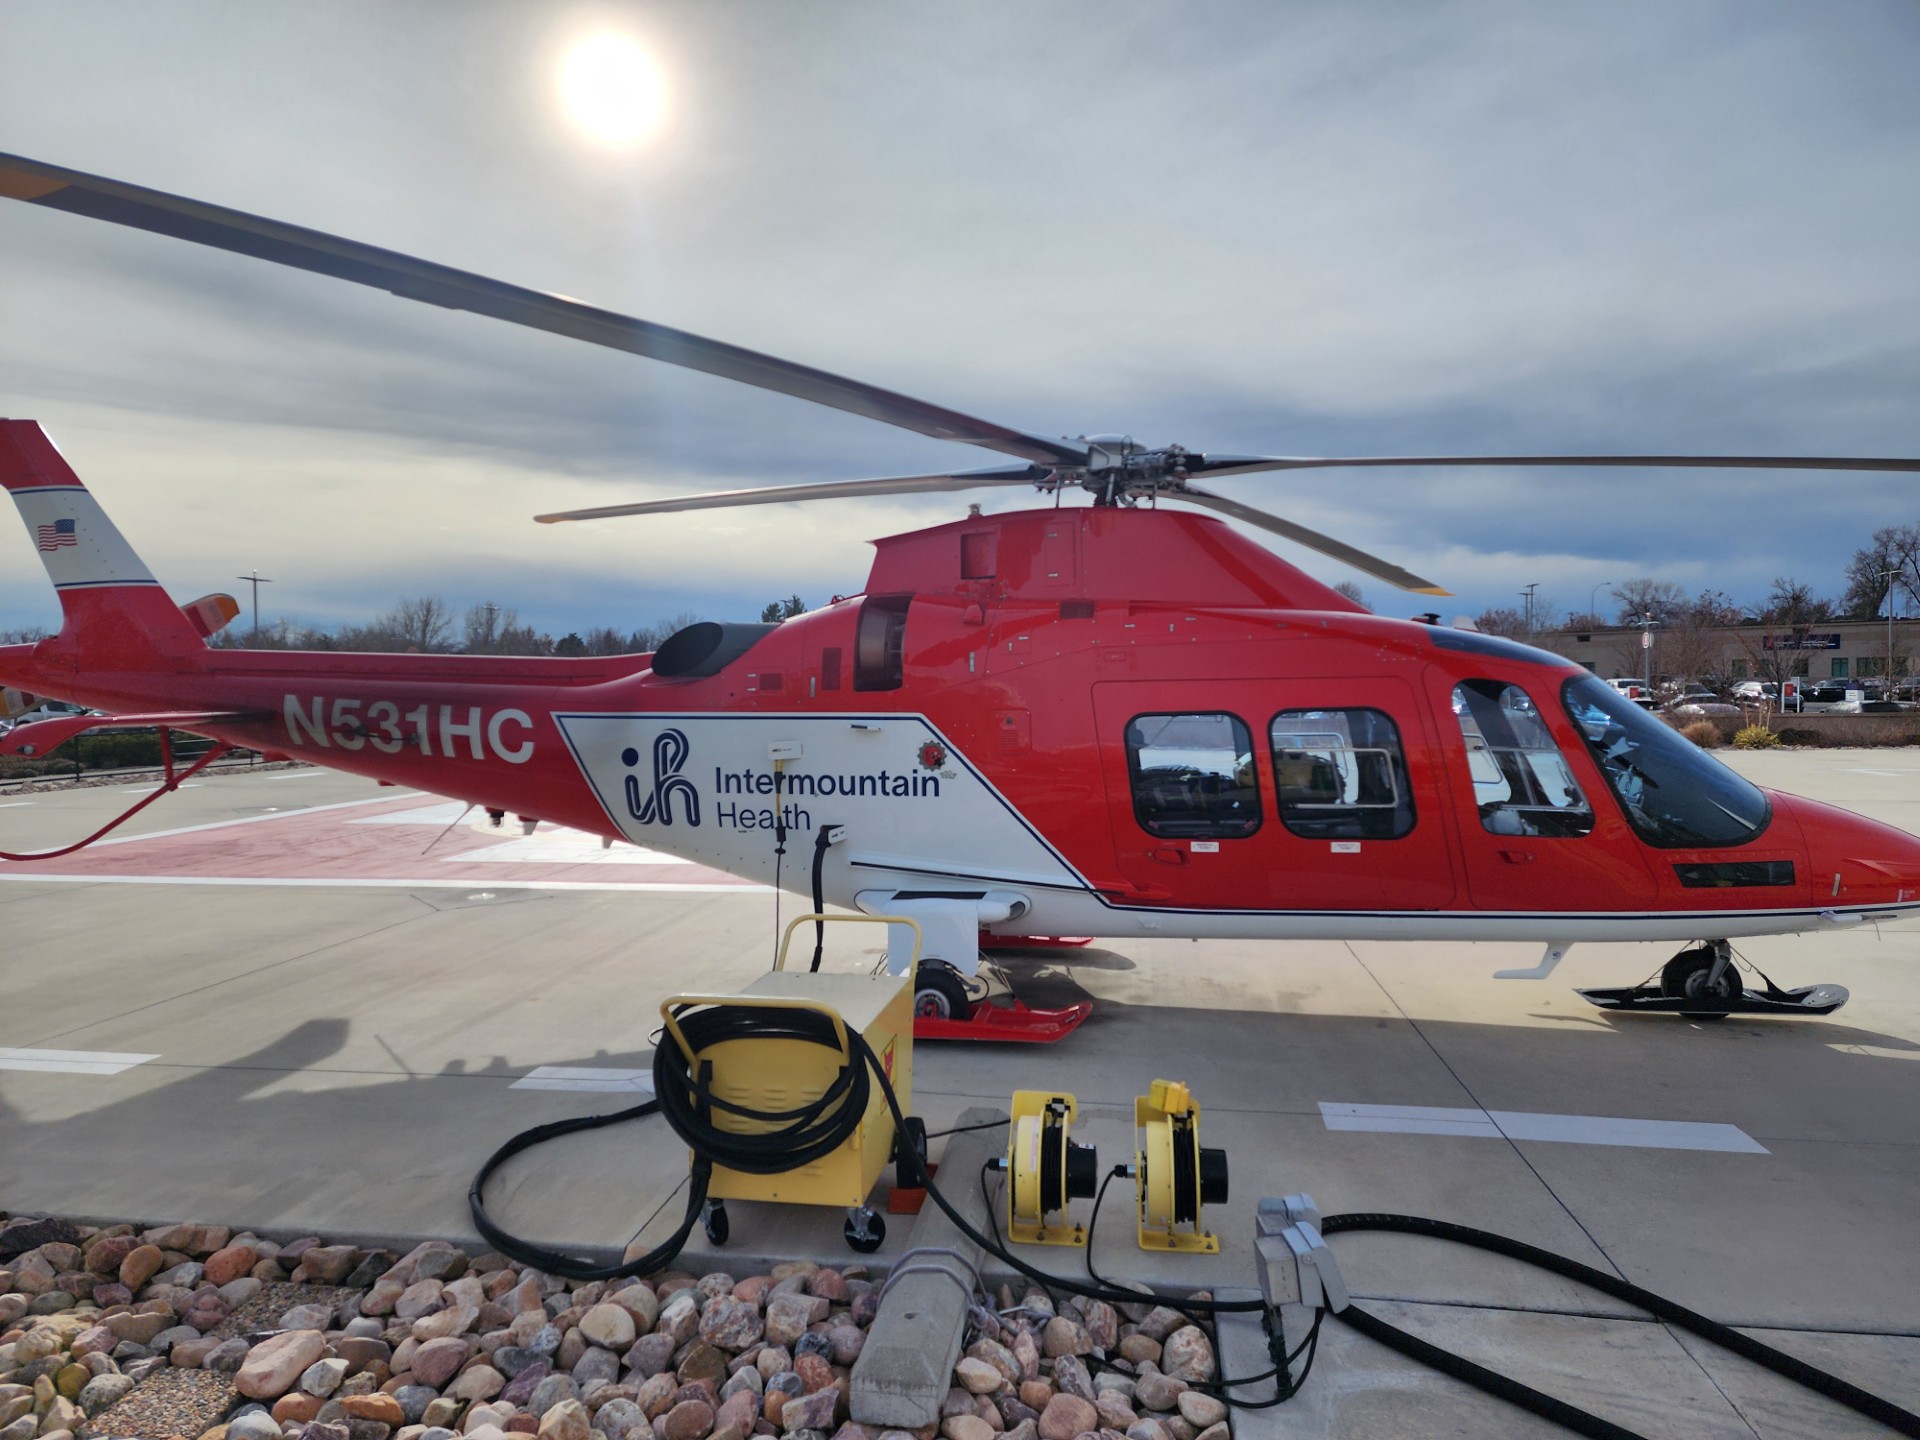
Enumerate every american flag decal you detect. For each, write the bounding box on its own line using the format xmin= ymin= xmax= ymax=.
xmin=36 ymin=518 xmax=77 ymax=552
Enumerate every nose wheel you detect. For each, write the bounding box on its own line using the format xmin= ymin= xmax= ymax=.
xmin=1661 ymin=945 xmax=1741 ymax=1019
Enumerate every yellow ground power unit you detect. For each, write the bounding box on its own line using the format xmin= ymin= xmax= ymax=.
xmin=1134 ymin=1079 xmax=1230 ymax=1253
xmin=657 ymin=915 xmax=916 ymax=1252
xmin=1006 ymin=1090 xmax=1099 ymax=1247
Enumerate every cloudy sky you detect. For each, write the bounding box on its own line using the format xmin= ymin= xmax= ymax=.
xmin=3 ymin=2 xmax=1917 ymax=641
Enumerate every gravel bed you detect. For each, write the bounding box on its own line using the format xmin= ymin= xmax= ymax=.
xmin=0 ymin=1214 xmax=1226 ymax=1440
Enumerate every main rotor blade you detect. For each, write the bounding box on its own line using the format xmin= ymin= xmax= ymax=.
xmin=0 ymin=153 xmax=1088 ymax=470
xmin=1191 ymin=453 xmax=1920 ymax=477
xmin=1175 ymin=483 xmax=1451 ymax=596
xmin=535 ymin=464 xmax=1050 ymax=524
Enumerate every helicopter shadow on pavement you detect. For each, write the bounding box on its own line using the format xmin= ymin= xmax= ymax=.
xmin=2 ymin=989 xmax=1917 ymax=1336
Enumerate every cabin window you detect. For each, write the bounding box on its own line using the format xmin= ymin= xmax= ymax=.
xmin=1270 ymin=708 xmax=1414 ymax=839
xmin=854 ymin=596 xmax=911 ymax=691
xmin=1561 ymin=675 xmax=1770 ymax=848
xmin=1451 ymin=681 xmax=1594 ymax=837
xmin=1124 ymin=712 xmax=1261 ymax=839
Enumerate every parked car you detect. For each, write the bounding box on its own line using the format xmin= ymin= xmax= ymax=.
xmin=1665 ymin=697 xmax=1742 ymax=719
xmin=1605 ymin=678 xmax=1656 ymax=708
xmin=1 ymin=700 xmax=89 ymax=734
xmin=1798 ymin=684 xmax=1863 ymax=715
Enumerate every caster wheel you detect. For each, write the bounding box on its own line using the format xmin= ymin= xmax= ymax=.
xmin=703 ymin=1202 xmax=730 ymax=1247
xmin=1661 ymin=947 xmax=1739 ymax=1020
xmin=914 ymin=962 xmax=972 ymax=1022
xmin=844 ymin=1210 xmax=885 ymax=1254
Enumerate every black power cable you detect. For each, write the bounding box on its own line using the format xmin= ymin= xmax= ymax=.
xmin=472 ymin=1008 xmax=1920 ymax=1439
xmin=473 ymin=999 xmax=1265 ymax=1313
xmin=1319 ymin=1213 xmax=1920 ymax=1440
xmin=466 ymin=1095 xmax=711 ymax=1282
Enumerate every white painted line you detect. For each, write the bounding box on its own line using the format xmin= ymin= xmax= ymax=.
xmin=1319 ymin=1102 xmax=1500 ymax=1138
xmin=0 ymin=801 xmax=33 ymax=809
xmin=264 ymin=770 xmax=329 ymax=779
xmin=1487 ymin=1110 xmax=1766 ymax=1153
xmin=0 ymin=1047 xmax=160 ymax=1076
xmin=87 ymin=792 xmax=427 ymax=846
xmin=512 ymin=1066 xmax=654 ymax=1094
xmin=120 ymin=784 xmax=203 ymax=794
xmin=1320 ymin=1101 xmax=1767 ymax=1153
xmin=0 ymin=874 xmax=770 ymax=893
xmin=350 ymin=801 xmax=473 ymax=826
xmin=456 ymin=831 xmax=690 ymax=865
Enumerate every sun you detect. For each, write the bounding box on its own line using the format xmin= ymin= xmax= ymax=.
xmin=559 ymin=32 xmax=666 ymax=148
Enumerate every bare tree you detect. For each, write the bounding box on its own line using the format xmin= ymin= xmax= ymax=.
xmin=1842 ymin=523 xmax=1920 ymax=619
xmin=1473 ymin=606 xmax=1528 ymax=639
xmin=1761 ymin=576 xmax=1834 ymax=626
xmin=1331 ymin=580 xmax=1368 ymax=611
xmin=1610 ymin=578 xmax=1686 ymax=626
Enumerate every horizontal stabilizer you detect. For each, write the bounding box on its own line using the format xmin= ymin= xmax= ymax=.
xmin=1 ymin=710 xmax=271 ymax=757
xmin=181 ymin=593 xmax=241 ymax=638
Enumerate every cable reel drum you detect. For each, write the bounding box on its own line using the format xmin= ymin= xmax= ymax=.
xmin=1007 ymin=1090 xmax=1099 ymax=1246
xmin=1134 ymin=1079 xmax=1229 ymax=1253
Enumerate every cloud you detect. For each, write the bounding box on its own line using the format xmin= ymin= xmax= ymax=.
xmin=2 ymin=0 xmax=1917 ymax=634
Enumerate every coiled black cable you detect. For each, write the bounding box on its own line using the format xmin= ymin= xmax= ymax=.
xmin=652 ymin=1002 xmax=874 ymax=1174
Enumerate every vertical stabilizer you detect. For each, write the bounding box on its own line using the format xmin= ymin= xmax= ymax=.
xmin=1 ymin=420 xmax=205 ymax=660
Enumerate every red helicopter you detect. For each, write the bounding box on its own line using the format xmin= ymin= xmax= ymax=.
xmin=5 ymin=152 xmax=1920 ymax=1026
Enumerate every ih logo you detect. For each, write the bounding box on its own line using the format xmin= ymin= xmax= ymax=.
xmin=623 ymin=729 xmax=700 ymax=827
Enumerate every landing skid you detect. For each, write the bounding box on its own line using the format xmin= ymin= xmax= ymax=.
xmin=1578 ymin=942 xmax=1848 ymax=1018
xmin=1576 ymin=980 xmax=1849 ymax=1017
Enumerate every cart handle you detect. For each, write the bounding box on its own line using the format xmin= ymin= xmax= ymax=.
xmin=773 ymin=912 xmax=922 ymax=973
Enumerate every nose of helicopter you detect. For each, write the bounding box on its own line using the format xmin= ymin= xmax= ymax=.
xmin=1768 ymin=789 xmax=1920 ymax=916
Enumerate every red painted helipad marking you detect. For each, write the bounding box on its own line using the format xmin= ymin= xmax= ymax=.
xmin=0 ymin=793 xmax=763 ymax=891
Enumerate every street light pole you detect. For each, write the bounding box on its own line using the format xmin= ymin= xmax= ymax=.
xmin=1875 ymin=568 xmax=1900 ymax=695
xmin=1589 ymin=580 xmax=1613 ymax=625
xmin=1639 ymin=612 xmax=1656 ymax=694
xmin=236 ymin=571 xmax=272 ymax=644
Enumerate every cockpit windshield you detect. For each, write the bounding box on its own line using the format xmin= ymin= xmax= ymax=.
xmin=1561 ymin=674 xmax=1771 ymax=848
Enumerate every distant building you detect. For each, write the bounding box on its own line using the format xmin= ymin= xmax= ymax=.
xmin=1535 ymin=616 xmax=1913 ymax=688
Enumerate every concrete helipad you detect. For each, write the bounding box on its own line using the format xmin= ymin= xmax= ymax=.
xmin=3 ymin=750 xmax=1918 ymax=1437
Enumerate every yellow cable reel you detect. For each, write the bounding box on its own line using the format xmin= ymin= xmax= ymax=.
xmin=1134 ymin=1079 xmax=1229 ymax=1253
xmin=1007 ymin=1090 xmax=1098 ymax=1247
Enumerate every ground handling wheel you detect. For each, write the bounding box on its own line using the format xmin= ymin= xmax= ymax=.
xmin=913 ymin=961 xmax=973 ymax=1021
xmin=1661 ymin=946 xmax=1741 ymax=1020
